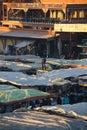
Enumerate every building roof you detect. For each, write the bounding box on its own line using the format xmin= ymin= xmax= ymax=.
xmin=0 ymin=31 xmax=55 ymax=40
xmin=1 ymin=0 xmax=86 ymax=4
xmin=67 ymin=4 xmax=87 ymax=9
xmin=40 ymin=0 xmax=87 ymax=4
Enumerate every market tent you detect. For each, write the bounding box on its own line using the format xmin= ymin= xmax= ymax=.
xmin=14 ymin=41 xmax=34 ymax=49
xmin=0 ymin=85 xmax=17 ymax=90
xmin=0 ymin=88 xmax=51 ymax=104
xmin=77 ymin=42 xmax=87 ymax=48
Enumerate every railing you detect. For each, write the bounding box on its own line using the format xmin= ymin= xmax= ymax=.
xmin=8 ymin=17 xmax=60 ymax=24
xmin=70 ymin=18 xmax=87 ymax=24
xmin=8 ymin=17 xmax=87 ymax=24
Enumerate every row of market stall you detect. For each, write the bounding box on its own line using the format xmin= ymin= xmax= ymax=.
xmin=0 ymin=55 xmax=87 ymax=113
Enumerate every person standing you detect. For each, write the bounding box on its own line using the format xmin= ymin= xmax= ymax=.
xmin=42 ymin=58 xmax=46 ymax=70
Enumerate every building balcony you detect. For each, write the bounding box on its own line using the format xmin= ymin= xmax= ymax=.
xmin=8 ymin=17 xmax=60 ymax=24
xmin=1 ymin=17 xmax=87 ymax=33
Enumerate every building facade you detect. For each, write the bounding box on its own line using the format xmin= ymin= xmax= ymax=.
xmin=0 ymin=0 xmax=87 ymax=57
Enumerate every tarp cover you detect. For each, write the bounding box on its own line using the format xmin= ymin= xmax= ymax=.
xmin=77 ymin=42 xmax=87 ymax=47
xmin=0 ymin=89 xmax=49 ymax=103
xmin=15 ymin=41 xmax=34 ymax=49
xmin=0 ymin=85 xmax=17 ymax=90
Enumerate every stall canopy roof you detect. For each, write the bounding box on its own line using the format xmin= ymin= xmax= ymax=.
xmin=14 ymin=41 xmax=34 ymax=49
xmin=0 ymin=89 xmax=50 ymax=104
xmin=0 ymin=31 xmax=55 ymax=39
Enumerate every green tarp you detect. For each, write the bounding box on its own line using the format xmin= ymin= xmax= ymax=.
xmin=78 ymin=42 xmax=87 ymax=47
xmin=82 ymin=42 xmax=87 ymax=46
xmin=0 ymin=85 xmax=17 ymax=90
xmin=0 ymin=89 xmax=50 ymax=103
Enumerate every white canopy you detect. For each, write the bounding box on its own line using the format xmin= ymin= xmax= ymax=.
xmin=15 ymin=41 xmax=34 ymax=49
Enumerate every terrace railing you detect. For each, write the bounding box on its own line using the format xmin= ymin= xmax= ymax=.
xmin=8 ymin=17 xmax=87 ymax=24
xmin=8 ymin=17 xmax=60 ymax=24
